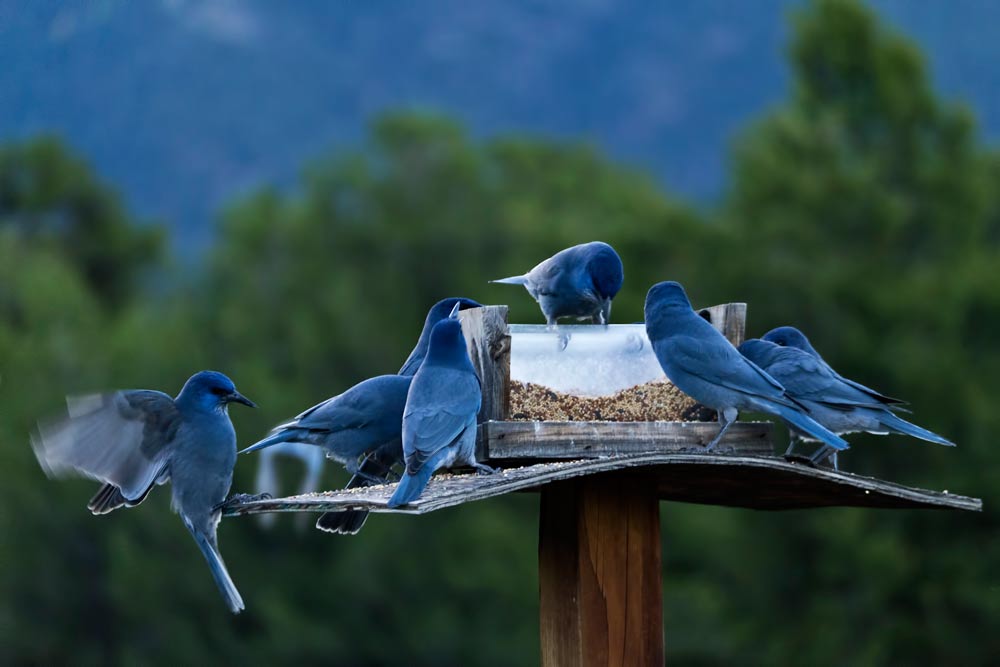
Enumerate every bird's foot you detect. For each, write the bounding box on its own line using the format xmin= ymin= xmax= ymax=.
xmin=214 ymin=492 xmax=273 ymax=512
xmin=355 ymin=470 xmax=390 ymax=485
xmin=783 ymin=454 xmax=817 ymax=468
xmin=807 ymin=444 xmax=841 ymax=469
xmin=345 ymin=459 xmax=389 ymax=485
xmin=473 ymin=463 xmax=500 ymax=476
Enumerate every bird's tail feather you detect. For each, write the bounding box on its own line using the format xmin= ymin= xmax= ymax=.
xmin=187 ymin=524 xmax=245 ymax=614
xmin=387 ymin=466 xmax=435 ymax=508
xmin=316 ymin=510 xmax=369 ymax=535
xmin=240 ymin=428 xmax=296 ymax=454
xmin=489 ymin=275 xmax=528 ymax=286
xmin=319 ymin=450 xmax=396 ymax=533
xmin=314 ymin=473 xmax=372 ymax=534
xmin=879 ymin=412 xmax=955 ymax=446
xmin=774 ymin=404 xmax=850 ymax=451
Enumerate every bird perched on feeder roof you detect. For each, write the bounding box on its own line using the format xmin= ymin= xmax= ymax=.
xmin=741 ymin=329 xmax=954 ymax=468
xmin=241 ymin=297 xmax=482 ymax=534
xmin=643 ymin=281 xmax=850 ymax=459
xmin=388 ymin=302 xmax=497 ymax=508
xmin=32 ymin=371 xmax=257 ymax=614
xmin=490 ymin=241 xmax=624 ymax=327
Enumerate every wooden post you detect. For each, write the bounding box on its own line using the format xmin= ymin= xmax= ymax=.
xmin=534 ymin=302 xmax=743 ymax=666
xmin=539 ymin=474 xmax=663 ymax=667
xmin=459 ymin=305 xmax=511 ymax=422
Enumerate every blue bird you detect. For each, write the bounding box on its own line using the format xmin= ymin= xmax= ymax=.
xmin=388 ymin=304 xmax=496 ymax=508
xmin=762 ymin=326 xmax=907 ymax=408
xmin=242 ymin=374 xmax=411 ymax=477
xmin=643 ymin=281 xmax=850 ymax=457
xmin=399 ymin=297 xmax=484 ymax=376
xmin=743 ymin=332 xmax=954 ymax=468
xmin=32 ymin=371 xmax=256 ymax=613
xmin=491 ymin=241 xmax=624 ymax=326
xmin=241 ymin=297 xmax=481 ymax=534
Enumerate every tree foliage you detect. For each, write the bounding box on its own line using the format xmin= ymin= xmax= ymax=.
xmin=0 ymin=137 xmax=164 ymax=308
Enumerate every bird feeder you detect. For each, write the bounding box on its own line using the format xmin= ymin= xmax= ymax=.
xmin=223 ymin=303 xmax=981 ymax=666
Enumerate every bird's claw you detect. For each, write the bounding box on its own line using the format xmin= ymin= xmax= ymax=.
xmin=783 ymin=454 xmax=817 ymax=468
xmin=214 ymin=492 xmax=272 ymax=512
xmin=474 ymin=464 xmax=499 ymax=476
xmin=355 ymin=470 xmax=389 ymax=485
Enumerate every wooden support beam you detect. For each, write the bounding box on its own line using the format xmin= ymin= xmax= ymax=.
xmin=539 ymin=474 xmax=663 ymax=667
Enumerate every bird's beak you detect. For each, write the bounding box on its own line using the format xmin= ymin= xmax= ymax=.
xmin=227 ymin=391 xmax=257 ymax=408
xmin=449 ymin=302 xmax=462 ymax=319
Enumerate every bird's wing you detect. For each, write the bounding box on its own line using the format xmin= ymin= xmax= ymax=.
xmin=289 ymin=393 xmax=370 ymax=432
xmin=403 ymin=371 xmax=480 ymax=473
xmin=33 ymin=390 xmax=179 ymax=501
xmin=292 ymin=375 xmax=410 ymax=434
xmin=835 ymin=373 xmax=907 ymax=407
xmin=668 ymin=334 xmax=788 ymax=398
xmin=766 ymin=349 xmax=887 ymax=410
xmin=403 ymin=409 xmax=472 ymax=473
xmin=525 ymin=256 xmax=565 ymax=296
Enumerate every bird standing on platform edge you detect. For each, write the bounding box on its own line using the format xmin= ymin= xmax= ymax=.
xmin=490 ymin=241 xmax=624 ymax=327
xmin=32 ymin=371 xmax=257 ymax=614
xmin=738 ymin=328 xmax=954 ymax=468
xmin=643 ymin=281 xmax=851 ymax=458
xmin=240 ymin=297 xmax=482 ymax=534
xmin=388 ymin=302 xmax=498 ymax=508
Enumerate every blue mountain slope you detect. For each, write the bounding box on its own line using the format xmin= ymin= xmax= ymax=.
xmin=0 ymin=1 xmax=996 ymax=252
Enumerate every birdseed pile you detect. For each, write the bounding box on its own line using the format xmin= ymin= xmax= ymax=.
xmin=509 ymin=379 xmax=716 ymax=422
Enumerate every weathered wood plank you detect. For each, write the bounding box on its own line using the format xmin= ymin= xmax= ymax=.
xmin=539 ymin=475 xmax=663 ymax=667
xmin=459 ymin=305 xmax=511 ymax=422
xmin=478 ymin=420 xmax=773 ymax=461
xmin=220 ymin=453 xmax=982 ymax=517
xmin=698 ymin=302 xmax=747 ymax=347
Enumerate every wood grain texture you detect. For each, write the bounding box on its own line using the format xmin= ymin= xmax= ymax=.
xmin=539 ymin=475 xmax=663 ymax=667
xmin=220 ymin=453 xmax=982 ymax=517
xmin=478 ymin=420 xmax=773 ymax=461
xmin=698 ymin=302 xmax=748 ymax=347
xmin=459 ymin=305 xmax=511 ymax=422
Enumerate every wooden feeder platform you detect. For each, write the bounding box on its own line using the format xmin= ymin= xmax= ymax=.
xmin=223 ymin=303 xmax=981 ymax=667
xmin=222 ymin=450 xmax=980 ymax=516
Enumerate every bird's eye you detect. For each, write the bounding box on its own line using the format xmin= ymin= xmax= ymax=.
xmin=211 ymin=387 xmax=228 ymax=396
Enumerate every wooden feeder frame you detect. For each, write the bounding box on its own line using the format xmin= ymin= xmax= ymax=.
xmin=224 ymin=304 xmax=981 ymax=667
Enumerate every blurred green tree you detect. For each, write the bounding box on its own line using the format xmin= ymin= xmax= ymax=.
xmin=0 ymin=137 xmax=164 ymax=309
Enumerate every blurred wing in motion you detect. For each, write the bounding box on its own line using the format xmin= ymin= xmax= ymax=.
xmin=33 ymin=390 xmax=180 ymax=505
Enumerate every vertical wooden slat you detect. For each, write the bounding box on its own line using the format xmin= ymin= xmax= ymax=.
xmin=699 ymin=302 xmax=748 ymax=347
xmin=539 ymin=475 xmax=663 ymax=667
xmin=459 ymin=305 xmax=511 ymax=422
